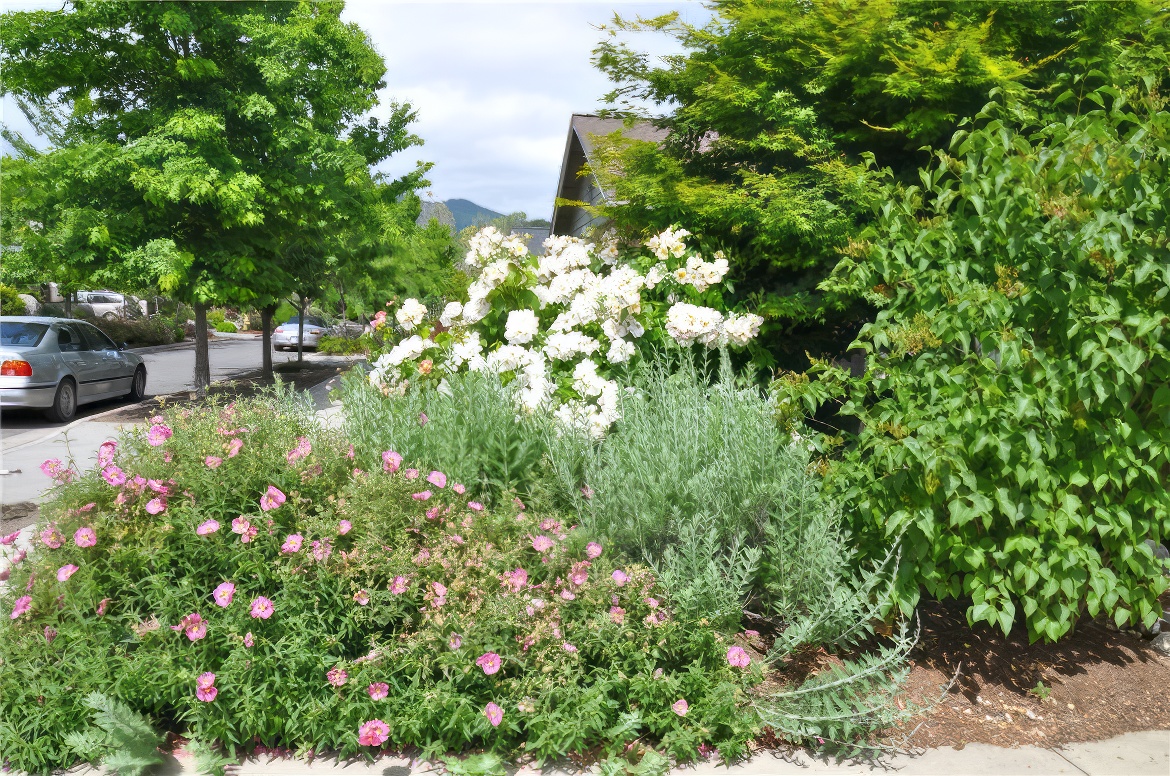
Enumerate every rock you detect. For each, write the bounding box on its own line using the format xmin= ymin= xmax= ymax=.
xmin=1151 ymin=632 xmax=1170 ymax=656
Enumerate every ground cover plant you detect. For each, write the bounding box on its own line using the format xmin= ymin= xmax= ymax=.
xmin=0 ymin=390 xmax=760 ymax=774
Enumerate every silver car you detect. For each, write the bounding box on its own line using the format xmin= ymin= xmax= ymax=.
xmin=0 ymin=316 xmax=147 ymax=422
xmin=272 ymin=315 xmax=327 ymax=351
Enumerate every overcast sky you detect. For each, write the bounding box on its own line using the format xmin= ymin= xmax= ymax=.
xmin=1 ymin=1 xmax=710 ymax=221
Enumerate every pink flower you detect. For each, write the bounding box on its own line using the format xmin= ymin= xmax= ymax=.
xmin=178 ymin=612 xmax=207 ymax=641
xmin=347 ymin=444 xmax=355 ymax=459
xmin=147 ymin=478 xmax=168 ymax=494
xmin=412 ymin=490 xmax=432 ymax=501
xmin=381 ymin=450 xmax=403 ymax=473
xmin=338 ymin=520 xmax=352 ymax=535
xmin=418 ymin=412 xmax=429 ymax=426
xmin=404 ymin=468 xmax=419 ymax=479
xmin=73 ymin=527 xmax=97 ymax=548
xmin=326 ymin=666 xmax=348 ymax=687
xmin=259 ymin=485 xmax=286 ymax=512
xmin=569 ymin=561 xmax=590 ymax=586
xmin=213 ymin=582 xmax=236 ymax=608
xmin=197 ymin=672 xmax=216 ymax=690
xmin=468 ymin=501 xmax=484 ymax=511
xmin=250 ymin=596 xmax=274 ymax=619
xmin=672 ymin=699 xmax=689 ymax=717
xmin=0 ymin=531 xmax=19 ymax=546
xmin=358 ymin=719 xmax=390 ymax=747
xmin=476 ymin=652 xmax=501 ymax=675
xmin=502 ymin=567 xmax=528 ymax=592
xmin=562 ymin=642 xmax=577 ymax=652
xmin=448 ymin=633 xmax=462 ymax=650
xmin=102 ymin=465 xmax=126 ymax=486
xmin=611 ymin=570 xmax=628 ymax=586
xmin=231 ymin=516 xmax=251 ymax=535
xmin=196 ymin=685 xmax=218 ymax=702
xmin=727 ymin=646 xmax=751 ymax=668
xmin=56 ymin=564 xmax=79 ymax=582
xmin=426 ymin=506 xmax=441 ymax=520
xmin=368 ymin=682 xmax=389 ymax=700
xmin=311 ymin=539 xmax=332 ymax=562
xmin=41 ymin=458 xmax=73 ymax=482
xmin=484 ymin=702 xmax=504 ymax=728
xmin=146 ymin=423 xmax=172 ymax=447
xmin=610 ymin=606 xmax=625 ymax=624
xmin=581 ymin=484 xmax=594 ymax=499
xmin=390 ymin=575 xmax=408 ymax=595
xmin=78 ymin=502 xmax=95 ymax=512
xmin=287 ymin=436 xmax=312 ymax=464
xmin=243 ymin=632 xmax=254 ymax=647
xmin=586 ymin=542 xmax=603 ymax=559
xmin=531 ymin=535 xmax=554 ymax=553
xmin=281 ymin=534 xmax=303 ymax=553
xmin=40 ymin=524 xmax=63 ymax=549
xmin=205 ymin=456 xmax=223 ymax=469
xmin=560 ymin=589 xmax=576 ymax=601
xmin=98 ymin=440 xmax=117 ymax=468
xmin=44 ymin=626 xmax=58 ymax=644
xmin=353 ymin=589 xmax=370 ymax=605
xmin=452 ymin=483 xmax=466 ymax=495
xmin=197 ymin=520 xmax=220 ymax=536
xmin=10 ymin=595 xmax=31 ymax=619
xmin=645 ymin=597 xmax=659 ymax=609
xmin=145 ymin=498 xmax=166 ymax=515
xmin=150 ymin=415 xmax=164 ymax=424
xmin=426 ymin=470 xmax=447 ymax=489
xmin=226 ymin=438 xmax=243 ymax=458
xmin=743 ymin=629 xmax=760 ymax=638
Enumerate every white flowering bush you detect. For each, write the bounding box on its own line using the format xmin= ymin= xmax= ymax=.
xmin=368 ymin=226 xmax=763 ymax=437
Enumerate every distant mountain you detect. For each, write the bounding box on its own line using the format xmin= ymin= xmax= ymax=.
xmin=444 ymin=199 xmax=504 ymax=231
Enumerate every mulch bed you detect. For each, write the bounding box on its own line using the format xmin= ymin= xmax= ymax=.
xmin=892 ymin=595 xmax=1170 ymax=748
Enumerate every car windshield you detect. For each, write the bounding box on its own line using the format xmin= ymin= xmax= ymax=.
xmin=283 ymin=317 xmax=325 ymax=327
xmin=0 ymin=322 xmax=49 ymax=347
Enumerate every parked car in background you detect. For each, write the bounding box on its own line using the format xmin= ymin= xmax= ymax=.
xmin=0 ymin=316 xmax=147 ymax=422
xmin=75 ymin=290 xmax=146 ymax=318
xmin=272 ymin=315 xmax=328 ymax=351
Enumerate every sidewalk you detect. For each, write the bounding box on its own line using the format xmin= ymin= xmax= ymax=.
xmin=124 ymin=729 xmax=1167 ymax=776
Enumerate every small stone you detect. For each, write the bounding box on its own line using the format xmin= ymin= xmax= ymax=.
xmin=1067 ymin=703 xmax=1075 ymax=710
xmin=984 ymin=715 xmax=993 ymax=721
xmin=1152 ymin=632 xmax=1170 ymax=656
xmin=1026 ymin=709 xmax=1038 ymax=720
xmin=976 ymin=694 xmax=985 ymax=705
xmin=1005 ymin=713 xmax=1013 ymax=723
xmin=963 ymin=708 xmax=972 ymax=715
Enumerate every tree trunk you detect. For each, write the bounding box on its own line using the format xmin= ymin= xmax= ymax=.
xmin=296 ymin=297 xmax=306 ymax=365
xmin=193 ymin=302 xmax=211 ymax=397
xmin=261 ymin=304 xmax=275 ymax=380
xmin=64 ymin=291 xmax=72 ymax=318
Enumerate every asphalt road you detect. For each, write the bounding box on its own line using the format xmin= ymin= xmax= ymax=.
xmin=0 ymin=335 xmax=318 ymax=441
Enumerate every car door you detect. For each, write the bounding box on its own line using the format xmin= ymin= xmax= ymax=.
xmin=54 ymin=323 xmax=105 ymax=401
xmin=78 ymin=322 xmax=133 ymax=395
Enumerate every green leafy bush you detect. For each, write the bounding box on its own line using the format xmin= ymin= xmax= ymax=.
xmin=0 ymin=283 xmax=27 ymax=315
xmin=80 ymin=314 xmax=183 ymax=347
xmin=318 ymin=334 xmax=370 ymax=355
xmin=214 ymin=321 xmax=238 ymax=333
xmin=782 ymin=83 xmax=1170 ymax=641
xmin=1 ymin=391 xmax=759 ymax=773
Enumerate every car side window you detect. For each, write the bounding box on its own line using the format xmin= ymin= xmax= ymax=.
xmin=56 ymin=325 xmax=80 ymax=353
xmin=80 ymin=323 xmax=118 ymax=351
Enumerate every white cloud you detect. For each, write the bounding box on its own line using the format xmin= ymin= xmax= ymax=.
xmin=3 ymin=1 xmax=710 ymax=218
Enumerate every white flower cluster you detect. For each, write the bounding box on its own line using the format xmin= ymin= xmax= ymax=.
xmin=370 ymin=225 xmax=762 ymax=437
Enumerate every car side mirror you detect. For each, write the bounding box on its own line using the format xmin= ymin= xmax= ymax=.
xmin=119 ymin=342 xmax=128 ymax=351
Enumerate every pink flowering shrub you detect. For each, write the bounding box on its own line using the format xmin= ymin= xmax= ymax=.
xmin=0 ymin=395 xmax=759 ymax=773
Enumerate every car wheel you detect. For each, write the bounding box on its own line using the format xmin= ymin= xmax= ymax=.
xmin=45 ymin=378 xmax=78 ymax=423
xmin=126 ymin=365 xmax=147 ymax=401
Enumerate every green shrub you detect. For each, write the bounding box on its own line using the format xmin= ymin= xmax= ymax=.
xmin=0 ymin=283 xmax=27 ymax=315
xmin=318 ymin=334 xmax=370 ymax=355
xmin=1 ymin=391 xmax=759 ymax=773
xmin=342 ymin=369 xmax=558 ymax=509
xmin=214 ymin=321 xmax=238 ymax=333
xmin=206 ymin=308 xmax=227 ymax=327
xmin=80 ymin=314 xmax=181 ymax=347
xmin=782 ymin=83 xmax=1170 ymax=641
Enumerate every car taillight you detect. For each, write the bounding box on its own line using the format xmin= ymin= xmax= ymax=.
xmin=1 ymin=360 xmax=32 ymax=377
xmin=310 ymin=329 xmax=322 ymax=334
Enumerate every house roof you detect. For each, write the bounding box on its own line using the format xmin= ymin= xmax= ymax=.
xmin=550 ymin=114 xmax=668 ymax=235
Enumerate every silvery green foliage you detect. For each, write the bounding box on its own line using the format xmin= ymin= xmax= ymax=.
xmin=63 ymin=693 xmax=163 ymax=776
xmin=342 ymin=368 xmax=554 ymax=506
